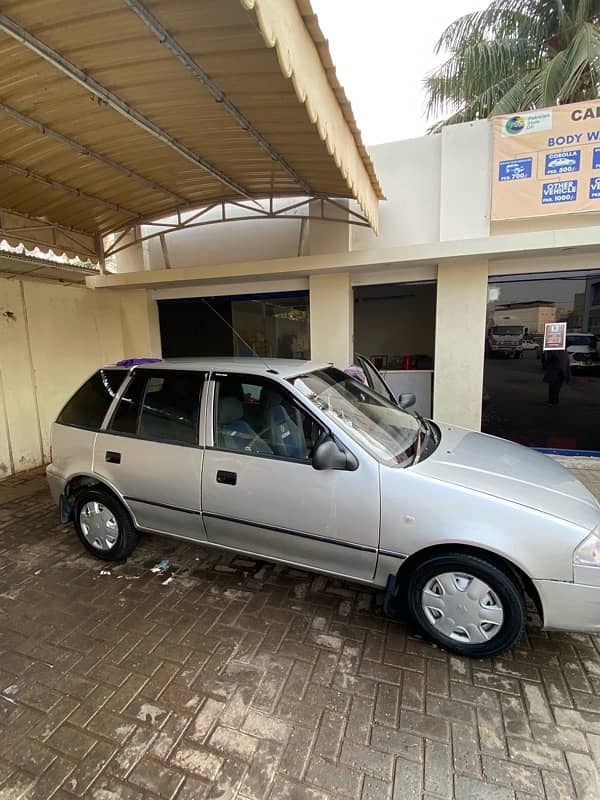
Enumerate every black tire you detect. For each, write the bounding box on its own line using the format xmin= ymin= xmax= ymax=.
xmin=406 ymin=553 xmax=526 ymax=658
xmin=74 ymin=487 xmax=138 ymax=561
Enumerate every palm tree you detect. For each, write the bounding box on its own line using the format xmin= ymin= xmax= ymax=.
xmin=425 ymin=0 xmax=600 ymax=131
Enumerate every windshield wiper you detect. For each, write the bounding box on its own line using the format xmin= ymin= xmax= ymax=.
xmin=411 ymin=410 xmax=433 ymax=464
xmin=412 ymin=409 xmax=429 ymax=435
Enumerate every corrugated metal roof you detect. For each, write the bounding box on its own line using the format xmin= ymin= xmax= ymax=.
xmin=0 ymin=251 xmax=99 ymax=284
xmin=0 ymin=0 xmax=382 ymax=262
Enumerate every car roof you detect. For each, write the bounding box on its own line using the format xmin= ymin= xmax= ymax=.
xmin=110 ymin=357 xmax=332 ymax=380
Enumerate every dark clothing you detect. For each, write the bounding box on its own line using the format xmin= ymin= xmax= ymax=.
xmin=543 ymin=350 xmax=570 ymax=384
xmin=548 ymin=382 xmax=561 ymax=405
xmin=543 ymin=349 xmax=570 ymax=405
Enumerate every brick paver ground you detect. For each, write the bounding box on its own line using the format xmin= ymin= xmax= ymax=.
xmin=1 ymin=468 xmax=600 ymax=799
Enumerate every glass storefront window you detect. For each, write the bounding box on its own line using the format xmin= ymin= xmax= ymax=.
xmin=158 ymin=292 xmax=310 ymax=359
xmin=231 ymin=295 xmax=309 ymax=358
xmin=482 ymin=272 xmax=600 ymax=452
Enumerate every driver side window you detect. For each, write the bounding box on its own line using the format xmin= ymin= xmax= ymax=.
xmin=214 ymin=375 xmax=323 ymax=461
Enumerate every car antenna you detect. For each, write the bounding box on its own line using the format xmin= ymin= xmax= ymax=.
xmin=200 ymin=298 xmax=276 ymax=371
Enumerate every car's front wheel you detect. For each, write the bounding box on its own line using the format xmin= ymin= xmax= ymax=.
xmin=406 ymin=553 xmax=527 ymax=657
xmin=74 ymin=487 xmax=138 ymax=561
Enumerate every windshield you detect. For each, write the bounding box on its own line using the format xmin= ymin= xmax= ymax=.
xmin=567 ymin=335 xmax=596 ymax=347
xmin=491 ymin=326 xmax=522 ymax=335
xmin=291 ymin=367 xmax=421 ymax=466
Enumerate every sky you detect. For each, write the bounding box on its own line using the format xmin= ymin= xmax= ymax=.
xmin=311 ymin=0 xmax=488 ymax=145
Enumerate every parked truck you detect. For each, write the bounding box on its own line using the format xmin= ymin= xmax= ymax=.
xmin=487 ymin=314 xmax=526 ymax=358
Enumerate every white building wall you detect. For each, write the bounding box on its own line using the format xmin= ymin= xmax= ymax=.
xmin=439 ymin=121 xmax=492 ymax=241
xmin=351 ymin=136 xmax=442 ymax=251
xmin=0 ymin=277 xmax=161 ymax=477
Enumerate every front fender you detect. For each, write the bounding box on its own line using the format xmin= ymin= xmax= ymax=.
xmin=380 ymin=466 xmax=585 ymax=583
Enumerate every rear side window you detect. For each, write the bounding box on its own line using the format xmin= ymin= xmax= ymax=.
xmin=57 ymin=369 xmax=125 ymax=430
xmin=109 ymin=370 xmax=204 ymax=445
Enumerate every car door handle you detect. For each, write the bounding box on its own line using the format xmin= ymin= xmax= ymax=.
xmin=105 ymin=451 xmax=121 ymax=464
xmin=216 ymin=470 xmax=237 ymax=486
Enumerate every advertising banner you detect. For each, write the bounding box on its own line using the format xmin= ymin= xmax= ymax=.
xmin=543 ymin=322 xmax=567 ymax=351
xmin=492 ymin=101 xmax=600 ymax=220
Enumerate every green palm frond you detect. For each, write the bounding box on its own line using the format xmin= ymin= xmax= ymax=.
xmin=490 ymin=71 xmax=542 ymax=114
xmin=559 ymin=20 xmax=600 ymax=97
xmin=424 ymin=38 xmax=537 ymax=119
xmin=425 ymin=0 xmax=600 ymax=130
xmin=541 ymin=50 xmax=568 ymax=105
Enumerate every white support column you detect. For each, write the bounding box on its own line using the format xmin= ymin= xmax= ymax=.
xmin=309 ymin=273 xmax=353 ymax=368
xmin=112 ymin=228 xmax=146 ymax=273
xmin=433 ymin=259 xmax=488 ymax=430
xmin=120 ymin=289 xmax=162 ymax=358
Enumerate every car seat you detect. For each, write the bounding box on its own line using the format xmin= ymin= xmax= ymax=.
xmin=217 ymin=396 xmax=271 ymax=454
xmin=261 ymin=389 xmax=306 ymax=459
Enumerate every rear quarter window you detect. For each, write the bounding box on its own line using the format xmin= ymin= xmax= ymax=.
xmin=57 ymin=369 xmax=125 ymax=430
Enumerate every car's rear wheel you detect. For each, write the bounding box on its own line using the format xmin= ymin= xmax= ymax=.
xmin=74 ymin=487 xmax=138 ymax=561
xmin=406 ymin=553 xmax=527 ymax=657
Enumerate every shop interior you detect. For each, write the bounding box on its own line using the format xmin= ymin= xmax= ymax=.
xmin=353 ymin=282 xmax=436 ymax=416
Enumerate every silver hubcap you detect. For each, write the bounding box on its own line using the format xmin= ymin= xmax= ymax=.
xmin=421 ymin=572 xmax=504 ymax=644
xmin=80 ymin=502 xmax=119 ymax=551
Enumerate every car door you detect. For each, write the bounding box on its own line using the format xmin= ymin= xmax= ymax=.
xmin=201 ymin=372 xmax=380 ymax=580
xmin=93 ymin=368 xmax=207 ymax=541
xmin=355 ymin=354 xmax=399 ymax=405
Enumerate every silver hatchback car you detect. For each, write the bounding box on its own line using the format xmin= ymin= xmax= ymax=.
xmin=47 ymin=358 xmax=600 ymax=658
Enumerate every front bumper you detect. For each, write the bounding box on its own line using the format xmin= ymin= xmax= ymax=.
xmin=535 ymin=579 xmax=600 ymax=632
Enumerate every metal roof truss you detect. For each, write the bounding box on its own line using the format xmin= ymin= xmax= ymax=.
xmin=103 ymin=196 xmax=371 ymax=266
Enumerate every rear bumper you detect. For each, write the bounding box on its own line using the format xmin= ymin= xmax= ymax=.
xmin=46 ymin=464 xmax=66 ymax=506
xmin=535 ymin=578 xmax=600 ymax=632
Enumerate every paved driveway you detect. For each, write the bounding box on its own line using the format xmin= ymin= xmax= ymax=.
xmin=1 ymin=471 xmax=600 ymax=799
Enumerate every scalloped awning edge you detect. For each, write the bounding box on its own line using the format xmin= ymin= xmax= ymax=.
xmin=240 ymin=0 xmax=382 ymax=232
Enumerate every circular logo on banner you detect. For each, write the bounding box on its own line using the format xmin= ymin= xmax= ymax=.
xmin=505 ymin=115 xmax=526 ymax=134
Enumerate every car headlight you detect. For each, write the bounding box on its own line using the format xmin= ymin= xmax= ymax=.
xmin=574 ymin=532 xmax=600 ymax=566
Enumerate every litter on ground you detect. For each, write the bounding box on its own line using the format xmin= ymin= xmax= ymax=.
xmin=0 ymin=694 xmax=16 ymax=705
xmin=151 ymin=559 xmax=170 ymax=574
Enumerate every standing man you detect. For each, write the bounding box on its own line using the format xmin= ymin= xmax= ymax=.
xmin=543 ymin=348 xmax=570 ymax=405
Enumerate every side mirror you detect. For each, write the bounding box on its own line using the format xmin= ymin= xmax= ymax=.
xmin=312 ymin=437 xmax=358 ymax=471
xmin=398 ymin=393 xmax=416 ymax=409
